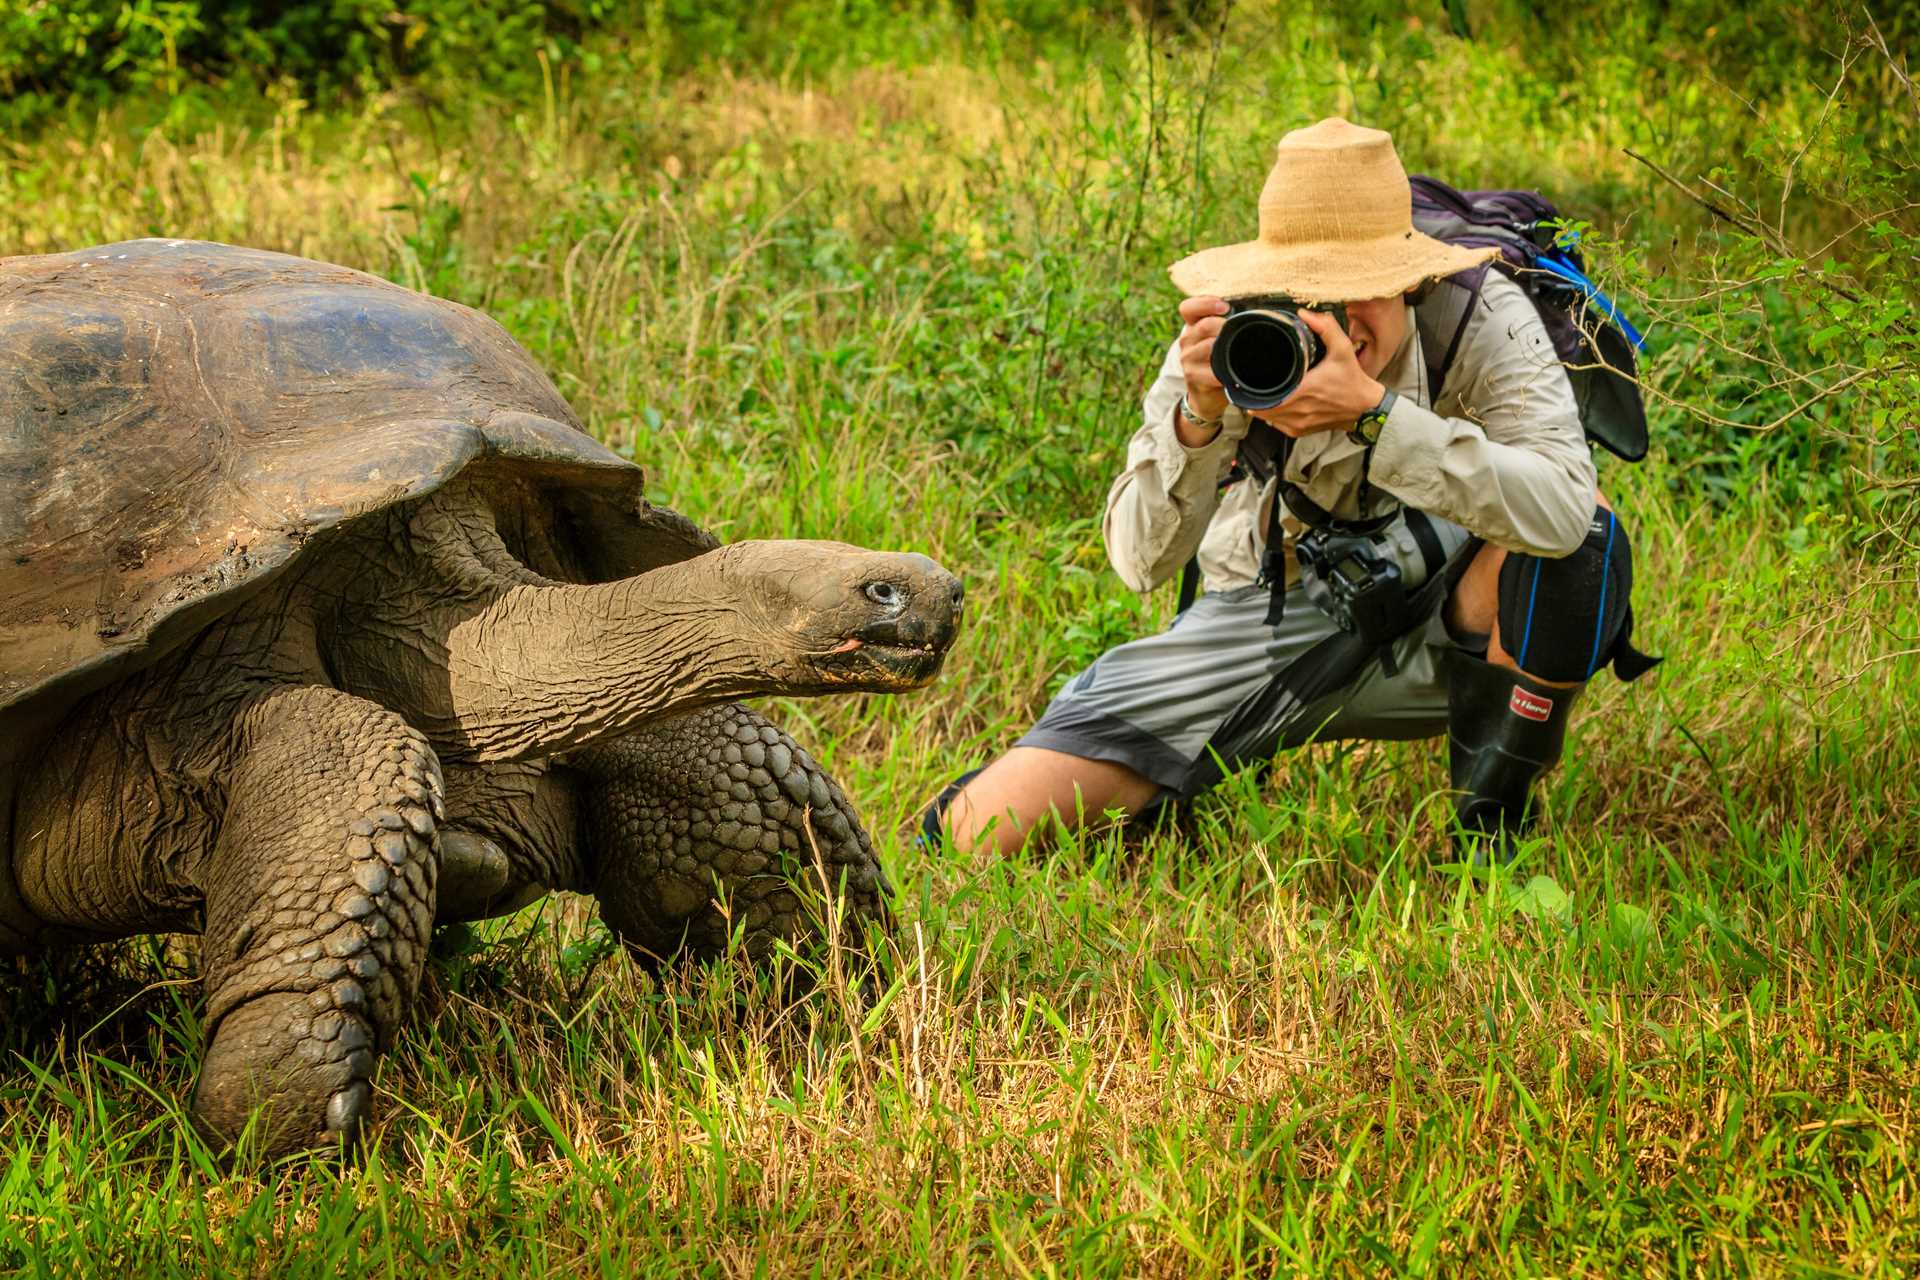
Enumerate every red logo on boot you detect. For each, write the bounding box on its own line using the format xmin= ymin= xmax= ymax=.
xmin=1509 ymin=686 xmax=1554 ymax=722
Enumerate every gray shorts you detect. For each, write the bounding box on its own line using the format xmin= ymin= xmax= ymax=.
xmin=1018 ymin=514 xmax=1473 ymax=799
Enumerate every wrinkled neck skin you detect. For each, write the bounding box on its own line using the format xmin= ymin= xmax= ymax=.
xmin=314 ymin=486 xmax=779 ymax=764
xmin=440 ymin=562 xmax=773 ymax=759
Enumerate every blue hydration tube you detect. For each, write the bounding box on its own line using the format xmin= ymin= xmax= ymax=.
xmin=1535 ymin=249 xmax=1647 ymax=350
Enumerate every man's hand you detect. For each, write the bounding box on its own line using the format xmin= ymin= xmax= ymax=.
xmin=1175 ymin=296 xmax=1231 ymax=446
xmin=1251 ymin=309 xmax=1386 ymax=439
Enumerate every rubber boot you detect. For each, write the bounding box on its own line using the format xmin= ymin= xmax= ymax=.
xmin=1447 ymin=651 xmax=1581 ymax=865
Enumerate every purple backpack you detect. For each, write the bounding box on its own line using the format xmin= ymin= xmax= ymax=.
xmin=1408 ymin=175 xmax=1649 ymax=462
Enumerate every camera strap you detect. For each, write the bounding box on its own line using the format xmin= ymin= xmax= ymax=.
xmin=1254 ymin=432 xmax=1407 ymax=626
xmin=1265 ymin=440 xmax=1462 ymax=663
xmin=1257 ymin=490 xmax=1290 ymax=625
xmin=1403 ymin=507 xmax=1448 ymax=579
xmin=1190 ymin=426 xmax=1445 ymax=632
xmin=1267 ymin=431 xmax=1400 ymax=536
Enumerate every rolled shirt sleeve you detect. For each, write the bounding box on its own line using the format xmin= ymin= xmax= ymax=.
xmin=1367 ymin=273 xmax=1597 ymax=558
xmin=1102 ymin=339 xmax=1251 ymax=592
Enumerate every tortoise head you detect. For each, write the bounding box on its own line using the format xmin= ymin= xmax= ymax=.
xmin=710 ymin=540 xmax=964 ymax=692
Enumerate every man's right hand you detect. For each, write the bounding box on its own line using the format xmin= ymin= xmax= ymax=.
xmin=1176 ymin=295 xmax=1232 ymax=446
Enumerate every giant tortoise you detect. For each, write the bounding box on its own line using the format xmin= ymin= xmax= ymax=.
xmin=0 ymin=239 xmax=963 ymax=1154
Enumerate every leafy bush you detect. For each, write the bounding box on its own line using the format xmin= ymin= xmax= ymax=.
xmin=0 ymin=0 xmax=1144 ymax=130
xmin=1613 ymin=11 xmax=1918 ymax=540
xmin=1 ymin=1 xmax=664 ymax=126
xmin=3 ymin=0 xmax=387 ymax=102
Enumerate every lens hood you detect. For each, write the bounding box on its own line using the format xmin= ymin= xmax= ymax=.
xmin=1210 ymin=297 xmax=1347 ymax=411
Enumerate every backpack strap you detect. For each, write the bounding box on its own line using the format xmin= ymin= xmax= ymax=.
xmin=1414 ymin=273 xmax=1484 ymax=401
xmin=1177 ymin=558 xmax=1201 ymax=613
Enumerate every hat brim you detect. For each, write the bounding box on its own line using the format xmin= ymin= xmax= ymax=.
xmin=1169 ymin=230 xmax=1499 ymax=303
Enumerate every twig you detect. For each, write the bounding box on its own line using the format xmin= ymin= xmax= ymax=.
xmin=1624 ymin=147 xmax=1792 ymax=259
xmin=1862 ymin=5 xmax=1920 ymax=121
xmin=1121 ymin=6 xmax=1164 ymax=258
xmin=1577 ymin=356 xmax=1873 ymax=435
xmin=1779 ymin=43 xmax=1859 ymax=228
xmin=1185 ymin=0 xmax=1233 ymax=246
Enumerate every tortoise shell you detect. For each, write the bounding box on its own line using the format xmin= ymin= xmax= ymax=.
xmin=0 ymin=238 xmax=713 ymax=768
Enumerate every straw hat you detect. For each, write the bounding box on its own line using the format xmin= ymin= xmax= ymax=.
xmin=1169 ymin=118 xmax=1497 ymax=303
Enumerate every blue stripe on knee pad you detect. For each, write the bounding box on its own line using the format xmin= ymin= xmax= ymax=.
xmin=1517 ymin=558 xmax=1542 ymax=670
xmin=1585 ymin=511 xmax=1617 ymax=679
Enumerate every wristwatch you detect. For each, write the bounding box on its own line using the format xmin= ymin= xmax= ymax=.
xmin=1352 ymin=388 xmax=1397 ymax=446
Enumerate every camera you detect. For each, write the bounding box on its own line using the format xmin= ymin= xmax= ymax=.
xmin=1293 ymin=527 xmax=1409 ymax=643
xmin=1209 ymin=297 xmax=1348 ymax=411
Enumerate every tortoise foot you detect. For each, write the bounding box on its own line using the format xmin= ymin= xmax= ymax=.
xmin=192 ymin=990 xmax=377 ymax=1155
xmin=187 ymin=688 xmax=440 ymax=1157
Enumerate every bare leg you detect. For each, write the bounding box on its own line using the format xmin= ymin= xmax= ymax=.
xmin=192 ymin=687 xmax=440 ymax=1153
xmin=941 ymin=746 xmax=1162 ymax=857
xmin=570 ymin=703 xmax=887 ymax=963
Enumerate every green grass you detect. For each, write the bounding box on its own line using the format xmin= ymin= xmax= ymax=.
xmin=3 ymin=4 xmax=1918 ymax=1275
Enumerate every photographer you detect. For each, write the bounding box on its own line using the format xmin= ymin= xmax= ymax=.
xmin=923 ymin=117 xmax=1654 ymax=861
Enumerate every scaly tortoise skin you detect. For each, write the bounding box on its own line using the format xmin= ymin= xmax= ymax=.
xmin=0 ymin=239 xmax=962 ymax=1154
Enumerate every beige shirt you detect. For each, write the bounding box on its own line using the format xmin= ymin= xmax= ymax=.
xmin=1103 ymin=271 xmax=1597 ymax=595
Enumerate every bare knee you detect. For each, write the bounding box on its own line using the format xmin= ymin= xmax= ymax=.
xmin=943 ymin=746 xmax=1160 ymax=856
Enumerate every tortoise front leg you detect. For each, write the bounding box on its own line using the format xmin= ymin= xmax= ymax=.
xmin=192 ymin=687 xmax=440 ymax=1154
xmin=432 ymin=759 xmax=582 ymax=922
xmin=570 ymin=703 xmax=889 ymax=964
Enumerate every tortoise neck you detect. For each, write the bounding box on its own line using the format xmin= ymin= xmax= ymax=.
xmin=319 ymin=496 xmax=779 ymax=764
xmin=436 ymin=560 xmax=772 ymax=761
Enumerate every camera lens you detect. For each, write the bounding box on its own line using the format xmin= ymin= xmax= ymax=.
xmin=1211 ymin=306 xmax=1322 ymax=410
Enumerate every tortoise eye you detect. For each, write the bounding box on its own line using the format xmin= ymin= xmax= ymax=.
xmin=863 ymin=581 xmax=903 ymax=608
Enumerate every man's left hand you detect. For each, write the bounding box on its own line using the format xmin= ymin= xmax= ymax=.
xmin=1250 ymin=309 xmax=1386 ymax=439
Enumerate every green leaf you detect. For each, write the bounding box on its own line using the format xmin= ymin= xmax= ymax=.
xmin=520 ymin=1088 xmax=580 ymax=1165
xmin=1508 ymin=875 xmax=1573 ymax=923
xmin=1608 ymin=902 xmax=1655 ymax=948
xmin=859 ymin=977 xmax=905 ymax=1035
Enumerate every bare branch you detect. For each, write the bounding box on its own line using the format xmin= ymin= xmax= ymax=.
xmin=1780 ymin=42 xmax=1860 ymax=228
xmin=1862 ymin=5 xmax=1919 ymax=121
xmin=1807 ymin=200 xmax=1920 ymax=263
xmin=1624 ymin=147 xmax=1795 ymax=259
xmin=1625 ymin=364 xmax=1875 ymax=435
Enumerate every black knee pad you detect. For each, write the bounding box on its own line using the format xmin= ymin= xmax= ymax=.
xmin=1498 ymin=507 xmax=1657 ymax=683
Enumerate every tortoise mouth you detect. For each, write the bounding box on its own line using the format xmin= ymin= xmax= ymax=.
xmin=811 ymin=634 xmax=948 ymax=687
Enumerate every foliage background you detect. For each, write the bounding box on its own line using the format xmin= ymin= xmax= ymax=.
xmin=1 ymin=1 xmax=1916 ymax=1275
